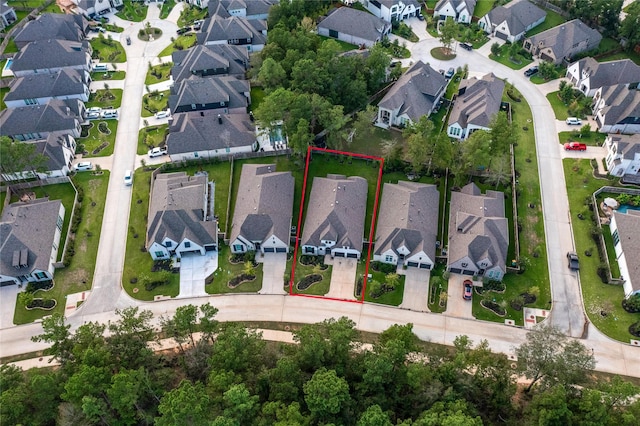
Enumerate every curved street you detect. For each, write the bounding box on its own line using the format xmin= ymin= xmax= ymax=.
xmin=1 ymin=9 xmax=638 ymax=377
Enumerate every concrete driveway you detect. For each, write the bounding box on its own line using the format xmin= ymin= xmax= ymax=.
xmin=325 ymin=257 xmax=358 ymax=300
xmin=444 ymin=274 xmax=474 ymax=319
xmin=0 ymin=285 xmax=21 ymax=329
xmin=399 ymin=267 xmax=430 ymax=312
xmin=258 ymin=253 xmax=287 ymax=295
xmin=178 ymin=252 xmax=217 ymax=298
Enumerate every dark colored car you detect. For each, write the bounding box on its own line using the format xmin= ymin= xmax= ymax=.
xmin=177 ymin=26 xmax=191 ymax=35
xmin=417 ymin=13 xmax=425 ymax=21
xmin=567 ymin=252 xmax=580 ymax=270
xmin=460 ymin=42 xmax=473 ymax=51
xmin=444 ymin=67 xmax=455 ymax=79
xmin=463 ymin=280 xmax=473 ymax=300
xmin=126 ymin=36 xmax=131 ymax=45
xmin=524 ymin=66 xmax=539 ymax=77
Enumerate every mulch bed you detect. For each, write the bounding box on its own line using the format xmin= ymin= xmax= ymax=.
xmin=26 ymin=298 xmax=57 ymax=310
xmin=297 ymin=274 xmax=322 ymax=291
xmin=481 ymin=299 xmax=506 ymax=316
xmin=228 ymin=274 xmax=256 ymax=288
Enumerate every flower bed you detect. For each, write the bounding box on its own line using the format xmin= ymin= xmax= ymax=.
xmin=297 ymin=274 xmax=322 ymax=291
xmin=481 ymin=299 xmax=506 ymax=316
xmin=26 ymin=280 xmax=53 ymax=292
xmin=228 ymin=273 xmax=256 ymax=288
xmin=26 ymin=298 xmax=56 ymax=310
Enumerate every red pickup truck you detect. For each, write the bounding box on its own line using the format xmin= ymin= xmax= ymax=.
xmin=564 ymin=142 xmax=587 ymax=151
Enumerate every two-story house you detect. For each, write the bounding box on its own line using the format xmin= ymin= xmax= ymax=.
xmin=0 ymin=2 xmax=17 ymax=31
xmin=566 ymin=57 xmax=640 ymax=97
xmin=171 ymin=44 xmax=249 ymax=84
xmin=1 ymin=133 xmax=77 ymax=182
xmin=317 ymin=7 xmax=391 ymax=48
xmin=12 ymin=13 xmax=88 ymax=49
xmin=361 ymin=0 xmax=420 ymax=23
xmin=592 ymin=84 xmax=640 ymax=135
xmin=168 ymin=75 xmax=250 ymax=115
xmin=197 ymin=8 xmax=267 ymax=52
xmin=0 ymin=99 xmax=84 ymax=141
xmin=71 ymin=0 xmax=123 ymax=17
xmin=3 ymin=69 xmax=91 ymax=109
xmin=523 ymin=19 xmax=601 ymax=65
xmin=10 ymin=39 xmax=92 ymax=77
xmin=434 ymin=0 xmax=476 ymax=24
xmin=206 ymin=0 xmax=278 ymax=20
xmin=230 ymin=164 xmax=294 ymax=255
xmin=478 ymin=0 xmax=546 ymax=42
xmin=604 ymin=134 xmax=640 ymax=184
xmin=610 ymin=210 xmax=640 ymax=299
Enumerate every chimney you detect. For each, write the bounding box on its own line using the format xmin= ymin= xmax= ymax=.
xmin=200 ymin=111 xmax=204 ymax=117
xmin=218 ymin=114 xmax=222 ymax=124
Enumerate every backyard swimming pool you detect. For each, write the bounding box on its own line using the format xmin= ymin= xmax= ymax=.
xmin=617 ymin=204 xmax=640 ymax=214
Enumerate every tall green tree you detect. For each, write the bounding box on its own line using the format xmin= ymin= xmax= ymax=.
xmin=0 ymin=136 xmax=49 ymax=181
xmin=107 ymin=306 xmax=155 ymax=369
xmin=303 ymin=369 xmax=351 ymax=423
xmin=439 ymin=18 xmax=458 ymax=53
xmin=156 ymin=380 xmax=212 ymax=426
xmin=258 ymin=57 xmax=287 ymax=90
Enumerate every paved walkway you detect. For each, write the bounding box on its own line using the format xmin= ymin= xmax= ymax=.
xmin=258 ymin=253 xmax=288 ymax=295
xmin=398 ymin=267 xmax=430 ymax=312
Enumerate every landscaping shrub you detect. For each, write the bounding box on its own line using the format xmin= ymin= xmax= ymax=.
xmin=622 ymin=294 xmax=640 ymax=313
xmin=228 ymin=273 xmax=256 ymax=288
xmin=370 ymin=261 xmax=396 ymax=274
xmin=27 ymin=298 xmax=56 ymax=309
xmin=629 ymin=321 xmax=640 ymax=338
xmin=26 ymin=280 xmax=53 ymax=292
xmin=297 ymin=274 xmax=322 ymax=291
xmin=481 ymin=299 xmax=506 ymax=316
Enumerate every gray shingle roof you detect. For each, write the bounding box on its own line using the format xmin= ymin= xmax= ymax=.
xmin=374 ymin=181 xmax=439 ymax=261
xmin=230 ymin=164 xmax=294 ymax=246
xmin=608 ymin=133 xmax=640 ymax=161
xmin=10 ymin=39 xmax=91 ymax=73
xmin=166 ymin=111 xmax=256 ymax=155
xmin=12 ymin=13 xmax=87 ymax=47
xmin=598 ymin=84 xmax=640 ymax=126
xmin=318 ymin=7 xmax=390 ymax=44
xmin=0 ymin=198 xmax=63 ymax=278
xmin=448 ymin=73 xmax=505 ymax=129
xmin=485 ymin=0 xmax=546 ymax=35
xmin=28 ymin=132 xmax=75 ymax=172
xmin=171 ymin=44 xmax=249 ymax=83
xmin=435 ymin=0 xmax=477 ymax=14
xmin=378 ymin=0 xmax=420 ymax=9
xmin=169 ymin=75 xmax=250 ymax=113
xmin=0 ymin=99 xmax=82 ymax=137
xmin=447 ymin=183 xmax=508 ymax=272
xmin=147 ymin=172 xmax=217 ymax=248
xmin=5 ymin=69 xmax=88 ymax=103
xmin=526 ymin=19 xmax=601 ymax=61
xmin=197 ymin=13 xmax=267 ymax=45
xmin=574 ymin=57 xmax=640 ymax=90
xmin=612 ymin=210 xmax=640 ymax=292
xmin=209 ymin=0 xmax=278 ymax=17
xmin=301 ymin=174 xmax=368 ymax=252
xmin=378 ymin=60 xmax=447 ymax=121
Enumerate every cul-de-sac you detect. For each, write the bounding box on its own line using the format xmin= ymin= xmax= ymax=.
xmin=1 ymin=0 xmax=640 ymax=424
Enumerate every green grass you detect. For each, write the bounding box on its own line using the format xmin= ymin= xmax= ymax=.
xmin=287 ymin=256 xmax=333 ymax=296
xmin=363 ymin=269 xmax=405 ymax=306
xmin=489 ymin=44 xmax=533 ymax=70
xmin=138 ymin=124 xmax=169 ymax=154
xmin=0 ymin=191 xmax=6 ymax=215
xmin=473 ymin=0 xmax=495 ymax=18
xmin=430 ymin=47 xmax=456 ymax=61
xmin=524 ymin=9 xmax=566 ymax=37
xmin=546 ymin=91 xmax=570 ymax=120
xmin=595 ymin=49 xmax=640 ymax=65
xmin=145 ymin=63 xmax=173 ymax=85
xmin=249 ymin=86 xmax=265 ymax=112
xmin=601 ymin=225 xmax=621 ymax=278
xmin=91 ymin=70 xmax=126 ymax=80
xmin=90 ymin=37 xmax=126 ymax=62
xmin=103 ymin=23 xmax=124 ymax=33
xmin=427 ymin=264 xmax=448 ymax=313
xmin=206 ymin=246 xmax=263 ymax=294
xmin=178 ymin=5 xmax=209 ymax=27
xmin=78 ymin=120 xmax=117 ymax=157
xmin=0 ymin=86 xmax=9 ymax=110
xmin=86 ymin=88 xmax=123 ymax=109
xmin=116 ymin=2 xmax=148 ymax=22
xmin=13 ymin=173 xmax=108 ymax=324
xmin=391 ymin=24 xmax=419 ymax=43
xmin=141 ymin=90 xmax=170 ymax=117
xmin=160 ymin=0 xmax=177 ymax=19
xmin=318 ymin=35 xmax=358 ymax=52
xmin=3 ymin=38 xmax=19 ymax=54
xmin=563 ymin=159 xmax=639 ymax=342
xmin=558 ymin=131 xmax=606 ymax=147
xmin=343 ymin=125 xmax=405 ymax=158
xmin=158 ymin=33 xmax=197 ymax=56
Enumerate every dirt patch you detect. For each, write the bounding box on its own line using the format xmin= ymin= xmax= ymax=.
xmin=87 ymin=179 xmax=101 ymax=193
xmin=525 ymin=213 xmax=541 ymax=252
xmin=78 ymin=238 xmax=88 ymax=253
xmin=62 ymin=268 xmax=90 ymax=284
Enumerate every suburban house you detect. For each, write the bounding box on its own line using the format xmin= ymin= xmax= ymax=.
xmin=12 ymin=13 xmax=88 ymax=49
xmin=523 ymin=19 xmax=602 ymax=65
xmin=207 ymin=0 xmax=278 ymax=20
xmin=197 ymin=7 xmax=268 ymax=52
xmin=374 ymin=181 xmax=439 ymax=270
xmin=146 ymin=172 xmax=218 ymax=261
xmin=447 ymin=183 xmax=508 ymax=281
xmin=0 ymin=199 xmax=65 ymax=286
xmin=70 ymin=0 xmax=123 ymax=17
xmin=478 ymin=0 xmax=546 ymax=42
xmin=433 ymin=0 xmax=476 ymax=24
xmin=9 ymin=39 xmax=92 ymax=77
xmin=566 ymin=58 xmax=640 ymax=97
xmin=604 ymin=134 xmax=640 ymax=183
xmin=171 ymin=44 xmax=249 ymax=84
xmin=3 ymin=69 xmax=90 ymax=109
xmin=447 ymin=73 xmax=505 ymax=140
xmin=301 ymin=174 xmax=368 ymax=259
xmin=361 ymin=0 xmax=421 ymax=23
xmin=317 ymin=7 xmax=391 ymax=48
xmin=168 ymin=75 xmax=250 ymax=115
xmin=610 ymin=210 xmax=640 ymax=299
xmin=376 ymin=60 xmax=447 ymax=128
xmin=0 ymin=2 xmax=17 ymax=31
xmin=592 ymin=84 xmax=640 ymax=135
xmin=1 ymin=133 xmax=77 ymax=182
xmin=229 ymin=164 xmax=295 ymax=255
xmin=166 ymin=111 xmax=257 ymax=161
xmin=0 ymin=99 xmax=85 ymax=141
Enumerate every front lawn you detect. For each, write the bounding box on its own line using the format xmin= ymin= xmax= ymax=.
xmin=103 ymin=23 xmax=124 ymax=33
xmin=77 ymin=120 xmax=117 ymax=157
xmin=91 ymin=70 xmax=126 ymax=80
xmin=177 ymin=4 xmax=208 ymax=27
xmin=287 ymin=255 xmax=333 ymax=296
xmin=116 ymin=1 xmax=148 ymax=22
xmin=85 ymin=88 xmax=123 ymax=109
xmin=138 ymin=124 xmax=169 ymax=154
xmin=141 ymin=90 xmax=170 ymax=117
xmin=145 ymin=62 xmax=173 ymax=85
xmin=160 ymin=0 xmax=177 ymax=19
xmin=90 ymin=36 xmax=126 ymax=62
xmin=427 ymin=264 xmax=449 ymax=313
xmin=546 ymin=91 xmax=570 ymax=120
xmin=558 ymin=131 xmax=606 ymax=147
xmin=563 ymin=159 xmax=638 ymax=342
xmin=205 ymin=246 xmax=263 ymax=294
xmin=489 ymin=43 xmax=533 ymax=70
xmin=392 ymin=22 xmax=419 ymax=42
xmin=13 ymin=173 xmax=109 ymax=324
xmin=363 ymin=266 xmax=405 ymax=306
xmin=158 ymin=33 xmax=197 ymax=56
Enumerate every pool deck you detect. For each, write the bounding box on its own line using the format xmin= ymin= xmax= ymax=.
xmin=2 ymin=59 xmax=14 ymax=77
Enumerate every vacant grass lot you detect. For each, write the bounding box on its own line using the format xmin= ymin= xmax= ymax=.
xmin=86 ymin=88 xmax=123 ymax=109
xmin=142 ymin=90 xmax=170 ymax=117
xmin=206 ymin=246 xmax=263 ymax=294
xmin=558 ymin=131 xmax=606 ymax=147
xmin=158 ymin=33 xmax=197 ymax=56
xmin=563 ymin=159 xmax=639 ymax=341
xmin=145 ymin=63 xmax=173 ymax=85
xmin=13 ymin=173 xmax=108 ymax=324
xmin=116 ymin=2 xmax=148 ymax=22
xmin=138 ymin=124 xmax=169 ymax=154
xmin=79 ymin=120 xmax=117 ymax=157
xmin=90 ymin=37 xmax=126 ymax=62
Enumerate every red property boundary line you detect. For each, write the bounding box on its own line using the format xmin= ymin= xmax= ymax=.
xmin=289 ymin=146 xmax=385 ymax=304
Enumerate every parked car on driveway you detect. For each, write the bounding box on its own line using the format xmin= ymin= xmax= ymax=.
xmin=74 ymin=161 xmax=93 ymax=172
xmin=566 ymin=117 xmax=582 ymax=125
xmin=463 ymin=280 xmax=473 ymax=300
xmin=101 ymin=109 xmax=118 ymax=118
xmin=460 ymin=42 xmax=473 ymax=51
xmin=524 ymin=66 xmax=539 ymax=77
xmin=148 ymin=147 xmax=168 ymax=158
xmin=564 ymin=142 xmax=587 ymax=151
xmin=86 ymin=111 xmax=101 ymax=120
xmin=155 ymin=110 xmax=170 ymax=119
xmin=177 ymin=26 xmax=191 ymax=35
xmin=445 ymin=67 xmax=455 ymax=79
xmin=417 ymin=13 xmax=425 ymax=21
xmin=567 ymin=252 xmax=580 ymax=270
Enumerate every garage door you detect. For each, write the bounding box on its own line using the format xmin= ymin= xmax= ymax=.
xmin=263 ymin=247 xmax=275 ymax=253
xmin=419 ymin=264 xmax=431 ymax=269
xmin=495 ymin=31 xmax=508 ymax=41
xmin=449 ymin=268 xmax=462 ymax=274
xmin=407 ymin=261 xmax=419 ymax=267
xmin=347 ymin=253 xmax=358 ymax=258
xmin=334 ymin=252 xmax=346 ymax=258
xmin=462 ymin=270 xmax=475 ymax=275
xmin=275 ymin=247 xmax=287 ymax=253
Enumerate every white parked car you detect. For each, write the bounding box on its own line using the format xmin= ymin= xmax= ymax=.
xmin=566 ymin=117 xmax=582 ymax=125
xmin=155 ymin=110 xmax=170 ymax=119
xmin=124 ymin=170 xmax=133 ymax=186
xmin=87 ymin=107 xmax=102 ymax=114
xmin=74 ymin=161 xmax=93 ymax=171
xmin=86 ymin=111 xmax=101 ymax=120
xmin=101 ymin=109 xmax=118 ymax=118
xmin=148 ymin=146 xmax=168 ymax=158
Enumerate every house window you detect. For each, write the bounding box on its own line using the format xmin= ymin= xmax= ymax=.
xmin=233 ymin=244 xmax=244 ymax=252
xmin=34 ymin=272 xmax=47 ymax=279
xmin=488 ymin=270 xmax=494 ymax=278
xmin=191 ymin=104 xmax=196 ymax=109
xmin=461 ymin=262 xmax=468 ymax=267
xmin=385 ymin=255 xmax=394 ymax=263
xmin=184 ymin=242 xmax=191 ymax=248
xmin=57 ymin=215 xmax=63 ymax=230
xmin=154 ymin=251 xmax=165 ymax=258
xmin=612 ymin=229 xmax=620 ymax=246
xmin=304 ymin=246 xmax=315 ymax=254
xmin=165 ymin=241 xmax=172 ymax=248
xmin=24 ymin=98 xmax=38 ymax=106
